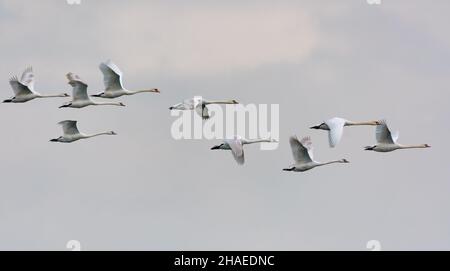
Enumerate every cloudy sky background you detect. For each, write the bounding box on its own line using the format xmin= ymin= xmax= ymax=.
xmin=0 ymin=0 xmax=449 ymax=250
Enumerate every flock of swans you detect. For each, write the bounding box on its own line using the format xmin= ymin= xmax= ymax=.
xmin=3 ymin=61 xmax=431 ymax=172
xmin=283 ymin=118 xmax=430 ymax=172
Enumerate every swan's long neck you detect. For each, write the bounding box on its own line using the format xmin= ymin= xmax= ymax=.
xmin=399 ymin=144 xmax=430 ymax=150
xmin=242 ymin=138 xmax=273 ymax=145
xmin=94 ymin=101 xmax=124 ymax=106
xmin=205 ymin=100 xmax=236 ymax=105
xmin=345 ymin=121 xmax=378 ymax=126
xmin=317 ymin=160 xmax=346 ymax=167
xmin=128 ymin=89 xmax=158 ymax=95
xmin=85 ymin=132 xmax=111 ymax=138
xmin=38 ymin=93 xmax=67 ymax=98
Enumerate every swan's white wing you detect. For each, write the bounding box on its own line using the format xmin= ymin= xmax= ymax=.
xmin=300 ymin=136 xmax=315 ymax=162
xmin=376 ymin=120 xmax=397 ymax=144
xmin=9 ymin=76 xmax=33 ymax=96
xmin=225 ymin=139 xmax=245 ymax=165
xmin=99 ymin=60 xmax=124 ymax=91
xmin=171 ymin=102 xmax=193 ymax=110
xmin=391 ymin=131 xmax=400 ymax=143
xmin=66 ymin=73 xmax=89 ymax=101
xmin=19 ymin=66 xmax=36 ymax=92
xmin=182 ymin=98 xmax=196 ymax=109
xmin=289 ymin=136 xmax=313 ymax=164
xmin=325 ymin=118 xmax=346 ymax=148
xmin=58 ymin=120 xmax=80 ymax=136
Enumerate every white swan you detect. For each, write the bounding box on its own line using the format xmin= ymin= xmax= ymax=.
xmin=169 ymin=97 xmax=239 ymax=119
xmin=310 ymin=117 xmax=381 ymax=148
xmin=283 ymin=136 xmax=349 ymax=172
xmin=92 ymin=60 xmax=160 ymax=98
xmin=50 ymin=120 xmax=117 ymax=143
xmin=59 ymin=73 xmax=125 ymax=108
xmin=3 ymin=67 xmax=69 ymax=103
xmin=211 ymin=137 xmax=277 ymax=165
xmin=365 ymin=120 xmax=431 ymax=152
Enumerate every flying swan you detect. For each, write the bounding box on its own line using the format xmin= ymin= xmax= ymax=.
xmin=92 ymin=60 xmax=160 ymax=98
xmin=59 ymin=73 xmax=125 ymax=108
xmin=169 ymin=97 xmax=238 ymax=119
xmin=50 ymin=120 xmax=117 ymax=143
xmin=364 ymin=120 xmax=431 ymax=152
xmin=3 ymin=67 xmax=69 ymax=103
xmin=283 ymin=136 xmax=349 ymax=172
xmin=310 ymin=117 xmax=381 ymax=148
xmin=211 ymin=137 xmax=278 ymax=165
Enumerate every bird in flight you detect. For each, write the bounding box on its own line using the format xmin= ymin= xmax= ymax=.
xmin=59 ymin=73 xmax=125 ymax=108
xmin=364 ymin=120 xmax=431 ymax=152
xmin=92 ymin=60 xmax=160 ymax=98
xmin=283 ymin=136 xmax=349 ymax=172
xmin=310 ymin=117 xmax=381 ymax=148
xmin=3 ymin=67 xmax=69 ymax=103
xmin=50 ymin=120 xmax=117 ymax=143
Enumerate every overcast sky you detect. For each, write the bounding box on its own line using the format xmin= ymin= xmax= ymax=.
xmin=0 ymin=0 xmax=449 ymax=250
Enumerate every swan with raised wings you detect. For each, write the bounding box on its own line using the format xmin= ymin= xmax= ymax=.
xmin=3 ymin=67 xmax=69 ymax=103
xmin=364 ymin=120 xmax=431 ymax=152
xmin=59 ymin=73 xmax=125 ymax=108
xmin=92 ymin=60 xmax=160 ymax=98
xmin=283 ymin=136 xmax=349 ymax=172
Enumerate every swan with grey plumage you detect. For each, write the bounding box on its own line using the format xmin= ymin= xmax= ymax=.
xmin=211 ymin=136 xmax=277 ymax=165
xmin=169 ymin=97 xmax=239 ymax=120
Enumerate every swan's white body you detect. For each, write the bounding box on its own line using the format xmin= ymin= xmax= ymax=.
xmin=284 ymin=136 xmax=349 ymax=172
xmin=50 ymin=120 xmax=117 ymax=143
xmin=3 ymin=67 xmax=69 ymax=103
xmin=169 ymin=97 xmax=239 ymax=119
xmin=59 ymin=73 xmax=125 ymax=108
xmin=211 ymin=137 xmax=277 ymax=165
xmin=92 ymin=60 xmax=159 ymax=99
xmin=365 ymin=120 xmax=431 ymax=152
xmin=311 ymin=117 xmax=380 ymax=148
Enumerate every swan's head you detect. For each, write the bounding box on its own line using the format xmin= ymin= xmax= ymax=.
xmin=211 ymin=144 xmax=223 ymax=150
xmin=424 ymin=144 xmax=431 ymax=148
xmin=310 ymin=123 xmax=327 ymax=130
xmin=61 ymin=93 xmax=70 ymax=97
xmin=118 ymin=102 xmax=126 ymax=107
xmin=340 ymin=159 xmax=350 ymax=163
xmin=153 ymin=88 xmax=160 ymax=93
xmin=59 ymin=103 xmax=71 ymax=108
xmin=231 ymin=100 xmax=239 ymax=104
xmin=109 ymin=131 xmax=117 ymax=135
